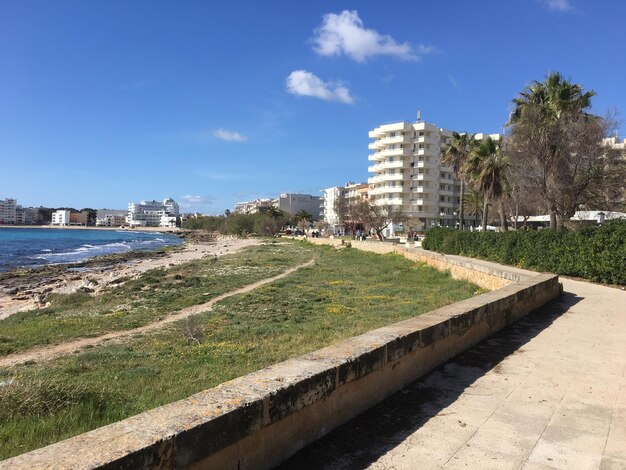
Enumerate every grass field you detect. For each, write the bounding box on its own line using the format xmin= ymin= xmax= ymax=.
xmin=0 ymin=240 xmax=484 ymax=459
xmin=0 ymin=241 xmax=314 ymax=355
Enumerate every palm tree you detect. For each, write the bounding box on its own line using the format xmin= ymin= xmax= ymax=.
xmin=266 ymin=206 xmax=285 ymax=220
xmin=465 ymin=137 xmax=510 ymax=231
xmin=508 ymin=72 xmax=595 ymax=229
xmin=462 ymin=189 xmax=484 ymax=229
xmin=293 ymin=210 xmax=312 ymax=225
xmin=441 ymin=132 xmax=477 ymax=230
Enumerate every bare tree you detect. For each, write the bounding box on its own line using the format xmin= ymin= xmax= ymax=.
xmin=358 ymin=201 xmax=407 ymax=241
xmin=507 ymin=110 xmax=625 ymax=227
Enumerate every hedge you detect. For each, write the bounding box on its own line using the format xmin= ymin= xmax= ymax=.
xmin=422 ymin=220 xmax=626 ymax=285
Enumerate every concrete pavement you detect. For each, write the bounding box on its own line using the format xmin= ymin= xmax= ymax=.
xmin=279 ymin=277 xmax=626 ymax=470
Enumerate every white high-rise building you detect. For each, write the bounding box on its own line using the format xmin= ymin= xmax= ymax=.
xmin=0 ymin=198 xmax=17 ymax=224
xmin=321 ymin=186 xmax=347 ymax=233
xmin=368 ymin=120 xmax=500 ymax=232
xmin=127 ymin=198 xmax=179 ymax=227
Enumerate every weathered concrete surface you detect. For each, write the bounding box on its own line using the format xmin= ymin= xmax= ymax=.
xmin=279 ymin=277 xmax=626 ymax=470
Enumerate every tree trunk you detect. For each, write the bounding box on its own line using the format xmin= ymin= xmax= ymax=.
xmin=499 ymin=200 xmax=508 ymax=232
xmin=549 ymin=210 xmax=557 ymax=230
xmin=459 ymin=180 xmax=465 ymax=230
xmin=482 ymin=198 xmax=488 ymax=231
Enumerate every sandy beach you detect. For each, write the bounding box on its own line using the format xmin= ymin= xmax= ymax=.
xmin=0 ymin=235 xmax=260 ymax=320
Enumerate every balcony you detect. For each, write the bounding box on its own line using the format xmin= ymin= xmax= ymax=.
xmin=368 ymin=186 xmax=403 ymax=196
xmin=372 ymin=197 xmax=404 ymax=206
xmin=412 ymin=186 xmax=434 ymax=194
xmin=380 ymin=147 xmax=411 ymax=158
xmin=415 ymin=134 xmax=437 ymax=144
xmin=368 ymin=160 xmax=406 ymax=173
xmin=415 ymin=160 xmax=436 ymax=169
xmin=368 ymin=173 xmax=408 ymax=184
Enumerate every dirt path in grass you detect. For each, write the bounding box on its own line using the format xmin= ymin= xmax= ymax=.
xmin=0 ymin=259 xmax=316 ymax=368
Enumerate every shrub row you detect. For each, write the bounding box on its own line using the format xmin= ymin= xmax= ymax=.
xmin=422 ymin=220 xmax=626 ymax=285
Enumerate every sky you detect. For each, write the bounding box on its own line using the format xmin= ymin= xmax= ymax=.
xmin=1 ymin=0 xmax=625 ymax=214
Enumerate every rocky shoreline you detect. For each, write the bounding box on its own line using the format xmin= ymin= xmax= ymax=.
xmin=0 ymin=233 xmax=260 ymax=320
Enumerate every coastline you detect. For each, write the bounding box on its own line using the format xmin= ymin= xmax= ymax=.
xmin=0 ymin=225 xmax=181 ymax=232
xmin=0 ymin=234 xmax=260 ymax=320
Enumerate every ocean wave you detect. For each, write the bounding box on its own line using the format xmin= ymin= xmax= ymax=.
xmin=33 ymin=242 xmax=133 ymax=260
xmin=1 ymin=228 xmax=181 ymax=271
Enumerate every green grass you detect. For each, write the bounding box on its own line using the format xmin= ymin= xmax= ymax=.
xmin=0 ymin=241 xmax=315 ymax=355
xmin=0 ymin=242 xmax=483 ymax=459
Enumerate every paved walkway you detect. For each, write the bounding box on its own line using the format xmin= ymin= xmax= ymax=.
xmin=280 ymin=277 xmax=626 ymax=469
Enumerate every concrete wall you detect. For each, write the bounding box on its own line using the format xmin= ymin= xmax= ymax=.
xmin=2 ymin=242 xmax=561 ymax=470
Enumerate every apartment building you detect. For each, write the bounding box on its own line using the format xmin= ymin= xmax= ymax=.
xmin=368 ymin=120 xmax=499 ymax=232
xmin=275 ymin=193 xmax=322 ymax=220
xmin=321 ymin=186 xmax=347 ymax=233
xmin=0 ymin=198 xmax=17 ymax=224
xmin=127 ymin=198 xmax=179 ymax=227
xmin=234 ymin=199 xmax=274 ymax=215
xmin=69 ymin=211 xmax=89 ymax=226
xmin=96 ymin=209 xmax=128 ymax=227
xmin=15 ymin=206 xmax=36 ymax=225
xmin=51 ymin=210 xmax=71 ymax=226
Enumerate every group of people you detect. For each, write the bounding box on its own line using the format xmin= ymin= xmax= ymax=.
xmin=355 ymin=229 xmax=367 ymax=241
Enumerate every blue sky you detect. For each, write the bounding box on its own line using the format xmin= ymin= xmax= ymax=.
xmin=2 ymin=0 xmax=625 ymax=214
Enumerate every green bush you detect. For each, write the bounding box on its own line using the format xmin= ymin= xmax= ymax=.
xmin=423 ymin=220 xmax=626 ymax=285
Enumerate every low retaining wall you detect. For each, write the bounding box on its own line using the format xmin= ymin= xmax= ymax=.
xmin=2 ymin=243 xmax=561 ymax=470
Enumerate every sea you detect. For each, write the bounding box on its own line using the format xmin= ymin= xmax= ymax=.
xmin=0 ymin=228 xmax=183 ymax=272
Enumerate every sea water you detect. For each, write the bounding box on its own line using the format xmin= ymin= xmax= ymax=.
xmin=0 ymin=228 xmax=182 ymax=272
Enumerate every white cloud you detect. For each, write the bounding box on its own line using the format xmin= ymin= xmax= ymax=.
xmin=312 ymin=10 xmax=433 ymax=62
xmin=286 ymin=70 xmax=354 ymax=104
xmin=181 ymin=195 xmax=211 ymax=204
xmin=213 ymin=128 xmax=248 ymax=142
xmin=544 ymin=0 xmax=572 ymax=11
xmin=179 ymin=195 xmax=213 ymax=209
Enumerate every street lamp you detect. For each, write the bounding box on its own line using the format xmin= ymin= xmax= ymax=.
xmin=453 ymin=211 xmax=458 ymax=229
xmin=439 ymin=211 xmax=445 ymax=227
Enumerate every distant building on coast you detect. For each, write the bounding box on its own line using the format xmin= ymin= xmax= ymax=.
xmin=0 ymin=198 xmax=17 ymax=224
xmin=275 ymin=193 xmax=321 ymax=220
xmin=321 ymin=186 xmax=347 ymax=233
xmin=51 ymin=210 xmax=71 ymax=226
xmin=234 ymin=198 xmax=274 ymax=215
xmin=96 ymin=209 xmax=128 ymax=227
xmin=234 ymin=193 xmax=322 ymax=220
xmin=127 ymin=198 xmax=179 ymax=228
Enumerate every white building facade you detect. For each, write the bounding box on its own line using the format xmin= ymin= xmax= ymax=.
xmin=275 ymin=193 xmax=322 ymax=220
xmin=321 ymin=186 xmax=347 ymax=233
xmin=96 ymin=210 xmax=128 ymax=227
xmin=0 ymin=198 xmax=17 ymax=224
xmin=368 ymin=120 xmax=499 ymax=232
xmin=51 ymin=210 xmax=71 ymax=226
xmin=127 ymin=198 xmax=179 ymax=227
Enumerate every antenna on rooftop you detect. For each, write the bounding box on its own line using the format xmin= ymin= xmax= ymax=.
xmin=417 ymin=110 xmax=421 ymax=123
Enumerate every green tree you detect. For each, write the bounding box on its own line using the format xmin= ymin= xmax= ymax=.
xmin=442 ymin=132 xmax=477 ymax=230
xmin=266 ymin=206 xmax=285 ymax=220
xmin=293 ymin=210 xmax=312 ymax=225
xmin=462 ymin=189 xmax=484 ymax=229
xmin=466 ymin=137 xmax=510 ymax=231
xmin=508 ymin=72 xmax=596 ymax=229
